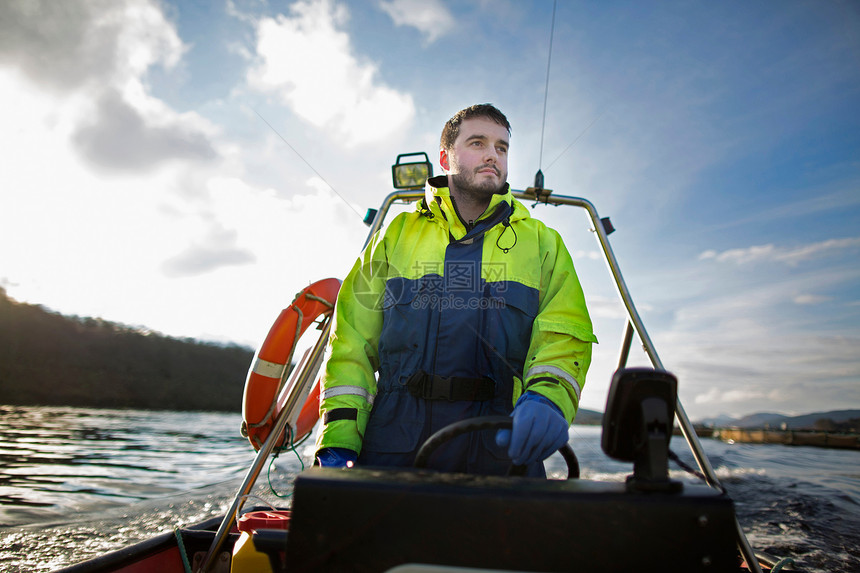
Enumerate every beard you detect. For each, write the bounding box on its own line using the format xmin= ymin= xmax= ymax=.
xmin=449 ymin=165 xmax=507 ymax=200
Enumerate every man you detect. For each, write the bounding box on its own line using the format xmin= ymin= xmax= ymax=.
xmin=315 ymin=104 xmax=596 ymax=476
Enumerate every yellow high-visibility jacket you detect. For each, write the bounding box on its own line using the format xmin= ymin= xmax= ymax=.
xmin=316 ymin=175 xmax=597 ymax=473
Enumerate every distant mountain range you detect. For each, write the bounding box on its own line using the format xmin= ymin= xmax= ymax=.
xmin=696 ymin=410 xmax=860 ymax=430
xmin=573 ymin=408 xmax=860 ymax=430
xmin=573 ymin=408 xmax=604 ymax=425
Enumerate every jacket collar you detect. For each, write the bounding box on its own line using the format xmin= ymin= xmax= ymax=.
xmin=421 ymin=175 xmax=528 ymax=240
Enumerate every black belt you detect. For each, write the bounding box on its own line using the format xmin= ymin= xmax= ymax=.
xmin=406 ymin=371 xmax=495 ymax=401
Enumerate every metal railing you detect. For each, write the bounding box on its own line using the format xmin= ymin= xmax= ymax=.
xmin=200 ymin=186 xmax=762 ymax=572
xmin=361 ymin=187 xmax=762 ymax=573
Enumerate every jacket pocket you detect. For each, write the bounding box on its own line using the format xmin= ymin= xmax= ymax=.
xmin=379 ymin=278 xmax=433 ymax=358
xmin=482 ymin=283 xmax=538 ymax=366
xmin=480 ymin=283 xmax=538 ymax=408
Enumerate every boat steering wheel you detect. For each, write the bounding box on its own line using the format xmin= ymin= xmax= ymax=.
xmin=413 ymin=415 xmax=580 ymax=479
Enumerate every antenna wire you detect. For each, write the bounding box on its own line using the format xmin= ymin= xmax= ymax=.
xmin=254 ymin=110 xmax=363 ymax=219
xmin=538 ymin=0 xmax=557 ymax=170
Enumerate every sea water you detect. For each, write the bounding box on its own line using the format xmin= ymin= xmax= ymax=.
xmin=0 ymin=405 xmax=858 ymax=572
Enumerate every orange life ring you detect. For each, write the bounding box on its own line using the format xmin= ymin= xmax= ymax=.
xmin=241 ymin=278 xmax=341 ymax=450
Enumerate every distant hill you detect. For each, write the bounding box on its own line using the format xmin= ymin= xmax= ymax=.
xmin=3 ymin=287 xmax=854 ymax=430
xmin=579 ymin=408 xmax=860 ymax=432
xmin=577 ymin=408 xmax=860 ymax=431
xmin=0 ymin=287 xmax=254 ymax=411
xmin=734 ymin=412 xmax=790 ymax=427
xmin=697 ymin=413 xmax=736 ymax=427
xmin=781 ymin=410 xmax=860 ymax=430
xmin=0 ymin=289 xmax=611 ymax=417
xmin=573 ymin=408 xmax=603 ymax=425
xmin=698 ymin=410 xmax=860 ymax=431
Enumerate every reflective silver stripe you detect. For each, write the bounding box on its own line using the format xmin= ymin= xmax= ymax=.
xmin=525 ymin=365 xmax=582 ymax=401
xmin=252 ymin=357 xmax=287 ymax=380
xmin=322 ymin=385 xmax=375 ymax=405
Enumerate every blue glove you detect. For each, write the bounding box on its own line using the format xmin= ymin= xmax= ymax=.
xmin=495 ymin=392 xmax=569 ymax=466
xmin=315 ymin=447 xmax=357 ymax=468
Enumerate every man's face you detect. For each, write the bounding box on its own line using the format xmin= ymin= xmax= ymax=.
xmin=443 ymin=117 xmax=509 ymax=198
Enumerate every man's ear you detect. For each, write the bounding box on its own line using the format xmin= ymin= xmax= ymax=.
xmin=439 ymin=148 xmax=450 ymax=172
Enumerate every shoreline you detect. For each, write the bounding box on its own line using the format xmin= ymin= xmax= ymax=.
xmin=711 ymin=428 xmax=859 ymax=450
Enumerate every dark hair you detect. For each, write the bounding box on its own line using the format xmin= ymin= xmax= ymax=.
xmin=440 ymin=104 xmax=511 ymax=150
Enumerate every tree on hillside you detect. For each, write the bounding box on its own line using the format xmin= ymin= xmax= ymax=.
xmin=0 ymin=288 xmax=254 ymax=411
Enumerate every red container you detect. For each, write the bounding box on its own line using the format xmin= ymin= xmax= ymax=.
xmin=237 ymin=510 xmax=292 ymax=533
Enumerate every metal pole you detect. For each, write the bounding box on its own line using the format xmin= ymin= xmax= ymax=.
xmin=197 ymin=318 xmax=332 ymax=572
xmin=617 ymin=321 xmax=635 ymax=371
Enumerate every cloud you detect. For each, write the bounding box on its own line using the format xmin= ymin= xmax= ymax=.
xmin=0 ymin=0 xmax=368 ymax=347
xmin=754 ymin=183 xmax=860 ymax=223
xmin=161 ymin=224 xmax=256 ymax=278
xmin=693 ymin=386 xmax=783 ymax=407
xmin=377 ymin=0 xmax=454 ymax=43
xmin=675 ymin=331 xmax=860 ymax=416
xmin=72 ymin=89 xmax=218 ymax=172
xmin=793 ymin=294 xmax=832 ymax=305
xmin=0 ymin=0 xmax=183 ymax=93
xmin=632 ymin=233 xmax=860 ymax=419
xmin=655 ymin=279 xmax=860 ymax=418
xmin=247 ymin=0 xmax=415 ymax=146
xmin=0 ymin=0 xmax=219 ymax=174
xmin=699 ymin=237 xmax=860 ymax=266
xmin=585 ymin=295 xmax=630 ymax=320
xmin=572 ymin=249 xmax=602 ymax=261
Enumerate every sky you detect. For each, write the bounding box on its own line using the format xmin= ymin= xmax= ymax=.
xmin=1 ymin=0 xmax=858 ymax=421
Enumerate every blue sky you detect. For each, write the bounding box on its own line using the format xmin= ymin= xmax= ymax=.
xmin=1 ymin=0 xmax=858 ymax=420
